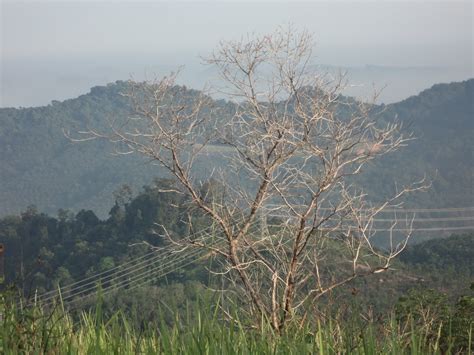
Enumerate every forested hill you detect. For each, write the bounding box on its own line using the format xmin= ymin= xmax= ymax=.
xmin=367 ymin=79 xmax=473 ymax=208
xmin=0 ymin=79 xmax=473 ymax=218
xmin=0 ymin=81 xmax=165 ymax=216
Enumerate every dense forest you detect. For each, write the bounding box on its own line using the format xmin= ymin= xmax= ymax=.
xmin=1 ymin=180 xmax=197 ymax=294
xmin=0 ymin=80 xmax=472 ymax=219
xmin=2 ymin=180 xmax=472 ymax=313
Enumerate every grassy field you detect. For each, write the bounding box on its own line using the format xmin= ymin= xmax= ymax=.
xmin=2 ymin=295 xmax=471 ymax=354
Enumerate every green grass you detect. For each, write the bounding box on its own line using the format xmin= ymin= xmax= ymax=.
xmin=1 ymin=295 xmax=472 ymax=354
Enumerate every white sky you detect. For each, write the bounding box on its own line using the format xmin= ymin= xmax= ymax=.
xmin=2 ymin=1 xmax=472 ymax=66
xmin=0 ymin=1 xmax=472 ymax=106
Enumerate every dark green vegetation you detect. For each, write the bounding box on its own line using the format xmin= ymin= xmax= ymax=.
xmin=1 ymin=183 xmax=473 ymax=338
xmin=0 ymin=180 xmax=204 ymax=296
xmin=2 ymin=181 xmax=472 ymax=304
xmin=0 ymin=79 xmax=472 ymax=218
xmin=401 ymin=233 xmax=474 ymax=277
xmin=1 ymin=182 xmax=473 ymax=353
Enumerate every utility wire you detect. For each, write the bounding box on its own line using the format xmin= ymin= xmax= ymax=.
xmin=63 ymin=221 xmax=272 ymax=309
xmin=39 ymin=213 xmax=474 ymax=304
xmin=37 ymin=215 xmax=241 ymax=300
xmin=369 ymin=216 xmax=474 ymax=222
xmin=46 ymin=233 xmax=232 ymax=308
xmin=267 ymin=214 xmax=474 ymax=222
xmin=264 ymin=205 xmax=474 ymax=213
xmin=64 ymin=239 xmax=228 ymax=310
xmin=31 ymin=207 xmax=474 ymax=308
xmin=40 ymin=220 xmax=261 ymax=307
xmin=41 ymin=221 xmax=474 ymax=310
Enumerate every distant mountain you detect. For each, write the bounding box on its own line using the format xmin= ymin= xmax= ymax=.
xmin=0 ymin=79 xmax=472 ymax=220
xmin=0 ymin=81 xmax=158 ymax=216
xmin=374 ymin=80 xmax=473 ymax=208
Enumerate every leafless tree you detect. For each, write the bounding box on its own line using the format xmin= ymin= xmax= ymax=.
xmin=73 ymin=27 xmax=426 ymax=332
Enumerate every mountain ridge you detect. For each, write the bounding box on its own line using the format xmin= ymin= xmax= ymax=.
xmin=1 ymin=79 xmax=472 ymax=220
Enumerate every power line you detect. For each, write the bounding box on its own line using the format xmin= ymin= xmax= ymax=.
xmin=37 ymin=216 xmax=235 ymax=301
xmin=264 ymin=205 xmax=474 ymax=213
xmin=267 ymin=214 xmax=474 ymax=222
xmin=40 ymin=251 xmax=171 ymax=305
xmin=374 ymin=226 xmax=474 ymax=232
xmin=63 ymin=220 xmax=278 ymax=309
xmin=64 ymin=240 xmax=226 ymax=310
xmin=40 ymin=216 xmax=474 ymax=305
xmin=378 ymin=207 xmax=474 ymax=213
xmin=371 ymin=216 xmax=474 ymax=222
xmin=29 ymin=206 xmax=474 ymax=308
xmin=44 ymin=235 xmax=230 ymax=308
xmin=37 ymin=249 xmax=161 ymax=300
xmin=39 ymin=237 xmax=214 ymax=304
xmin=56 ymin=222 xmax=474 ymax=308
xmin=40 ymin=220 xmax=261 ymax=307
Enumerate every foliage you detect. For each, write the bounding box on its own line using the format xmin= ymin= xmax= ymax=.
xmin=395 ymin=285 xmax=474 ymax=353
xmin=2 ymin=293 xmax=472 ymax=354
xmin=396 ymin=288 xmax=450 ymax=338
xmin=0 ymin=177 xmax=472 ymax=352
xmin=400 ymin=233 xmax=474 ymax=276
xmin=0 ymin=77 xmax=472 ymax=218
xmin=0 ymin=179 xmax=207 ymax=298
xmin=1 ymin=180 xmax=472 ymax=320
xmin=451 ymin=283 xmax=474 ymax=351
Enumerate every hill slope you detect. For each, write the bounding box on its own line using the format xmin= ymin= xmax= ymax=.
xmin=0 ymin=79 xmax=472 ymax=218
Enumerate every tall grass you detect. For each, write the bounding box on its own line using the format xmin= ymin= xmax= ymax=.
xmin=1 ymin=297 xmax=471 ymax=354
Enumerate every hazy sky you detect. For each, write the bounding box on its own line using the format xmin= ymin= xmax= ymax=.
xmin=1 ymin=0 xmax=472 ymax=107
